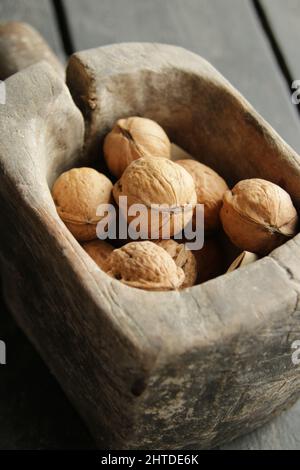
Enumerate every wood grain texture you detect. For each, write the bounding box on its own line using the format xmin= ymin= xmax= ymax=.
xmin=260 ymin=0 xmax=300 ymax=81
xmin=0 ymin=297 xmax=94 ymax=449
xmin=224 ymin=375 xmax=300 ymax=450
xmin=0 ymin=0 xmax=299 ymax=450
xmin=0 ymin=58 xmax=91 ymax=448
xmin=0 ymin=0 xmax=100 ymax=450
xmin=62 ymin=0 xmax=300 ymax=153
xmin=0 ymin=0 xmax=90 ymax=450
xmin=66 ymin=43 xmax=300 ymax=208
xmin=0 ymin=0 xmax=65 ymax=62
xmin=1 ymin=49 xmax=300 ymax=449
xmin=62 ymin=1 xmax=300 ymax=447
xmin=0 ymin=21 xmax=64 ymax=80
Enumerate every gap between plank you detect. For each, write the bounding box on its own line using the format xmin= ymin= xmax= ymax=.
xmin=52 ymin=0 xmax=74 ymax=56
xmin=252 ymin=0 xmax=300 ymax=116
xmin=51 ymin=0 xmax=299 ymax=118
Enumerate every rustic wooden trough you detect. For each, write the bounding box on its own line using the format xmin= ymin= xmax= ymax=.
xmin=1 ymin=27 xmax=300 ymax=449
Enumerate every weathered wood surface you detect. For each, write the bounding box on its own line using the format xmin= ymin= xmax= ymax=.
xmin=260 ymin=0 xmax=300 ymax=81
xmin=0 ymin=0 xmax=300 ymax=450
xmin=0 ymin=21 xmax=64 ymax=80
xmin=62 ymin=0 xmax=300 ymax=449
xmin=0 ymin=0 xmax=65 ymax=62
xmin=63 ymin=0 xmax=300 ymax=153
xmin=0 ymin=56 xmax=93 ymax=447
xmin=0 ymin=0 xmax=95 ymax=450
xmin=224 ymin=399 xmax=300 ymax=450
xmin=1 ymin=48 xmax=300 ymax=449
xmin=0 ymin=0 xmax=84 ymax=449
xmin=66 ymin=43 xmax=300 ymax=208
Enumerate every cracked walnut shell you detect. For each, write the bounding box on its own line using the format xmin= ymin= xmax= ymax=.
xmin=104 ymin=116 xmax=171 ymax=178
xmin=221 ymin=178 xmax=299 ymax=255
xmin=105 ymin=241 xmax=185 ymax=291
xmin=113 ymin=156 xmax=197 ymax=238
xmin=52 ymin=167 xmax=113 ymax=241
xmin=177 ymin=159 xmax=228 ymax=232
xmin=157 ymin=239 xmax=197 ymax=288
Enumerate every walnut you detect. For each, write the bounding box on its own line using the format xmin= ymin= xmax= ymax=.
xmin=113 ymin=156 xmax=197 ymax=238
xmin=157 ymin=239 xmax=197 ymax=288
xmin=105 ymin=241 xmax=185 ymax=291
xmin=220 ymin=178 xmax=299 ymax=255
xmin=82 ymin=239 xmax=113 ymax=271
xmin=103 ymin=116 xmax=171 ymax=178
xmin=177 ymin=159 xmax=228 ymax=232
xmin=227 ymin=251 xmax=258 ymax=272
xmin=52 ymin=167 xmax=113 ymax=241
xmin=193 ymin=238 xmax=224 ymax=283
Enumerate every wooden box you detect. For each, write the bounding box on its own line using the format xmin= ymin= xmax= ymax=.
xmin=1 ymin=43 xmax=300 ymax=449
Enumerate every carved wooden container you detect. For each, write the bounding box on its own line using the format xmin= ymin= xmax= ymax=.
xmin=1 ymin=41 xmax=300 ymax=449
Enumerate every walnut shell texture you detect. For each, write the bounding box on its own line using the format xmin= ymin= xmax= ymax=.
xmin=177 ymin=159 xmax=228 ymax=232
xmin=104 ymin=116 xmax=171 ymax=178
xmin=221 ymin=178 xmax=299 ymax=255
xmin=52 ymin=167 xmax=113 ymax=241
xmin=82 ymin=239 xmax=114 ymax=271
xmin=113 ymin=156 xmax=197 ymax=238
xmin=105 ymin=241 xmax=185 ymax=291
xmin=157 ymin=239 xmax=197 ymax=288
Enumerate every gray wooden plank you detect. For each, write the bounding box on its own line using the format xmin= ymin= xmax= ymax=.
xmin=63 ymin=0 xmax=300 ymax=154
xmin=260 ymin=0 xmax=300 ymax=81
xmin=63 ymin=0 xmax=300 ymax=450
xmin=0 ymin=0 xmax=93 ymax=450
xmin=0 ymin=297 xmax=94 ymax=449
xmin=0 ymin=0 xmax=65 ymax=62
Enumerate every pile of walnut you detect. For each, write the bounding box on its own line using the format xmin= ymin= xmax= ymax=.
xmin=52 ymin=116 xmax=299 ymax=291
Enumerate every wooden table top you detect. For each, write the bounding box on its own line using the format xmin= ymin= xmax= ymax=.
xmin=0 ymin=0 xmax=300 ymax=450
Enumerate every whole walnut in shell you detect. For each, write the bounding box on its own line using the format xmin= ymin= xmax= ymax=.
xmin=157 ymin=239 xmax=197 ymax=288
xmin=177 ymin=159 xmax=228 ymax=232
xmin=105 ymin=241 xmax=185 ymax=291
xmin=82 ymin=239 xmax=113 ymax=271
xmin=113 ymin=157 xmax=197 ymax=238
xmin=193 ymin=238 xmax=224 ymax=283
xmin=104 ymin=116 xmax=171 ymax=178
xmin=52 ymin=167 xmax=113 ymax=241
xmin=221 ymin=178 xmax=299 ymax=255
